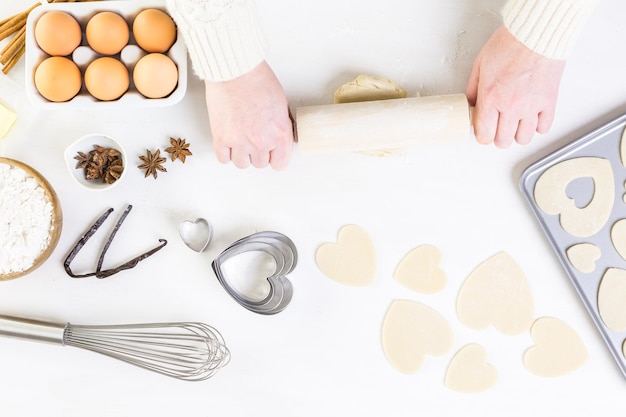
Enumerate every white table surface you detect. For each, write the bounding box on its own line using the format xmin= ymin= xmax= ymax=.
xmin=2 ymin=0 xmax=626 ymax=415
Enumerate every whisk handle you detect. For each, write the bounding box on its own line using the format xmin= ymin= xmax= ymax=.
xmin=0 ymin=315 xmax=66 ymax=345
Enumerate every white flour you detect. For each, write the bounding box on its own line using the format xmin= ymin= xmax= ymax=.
xmin=0 ymin=163 xmax=53 ymax=274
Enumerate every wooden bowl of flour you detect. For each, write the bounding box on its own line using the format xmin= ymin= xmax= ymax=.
xmin=0 ymin=158 xmax=63 ymax=281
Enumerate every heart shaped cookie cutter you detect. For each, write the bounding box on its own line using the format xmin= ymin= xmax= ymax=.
xmin=179 ymin=218 xmax=213 ymax=253
xmin=212 ymin=231 xmax=297 ymax=315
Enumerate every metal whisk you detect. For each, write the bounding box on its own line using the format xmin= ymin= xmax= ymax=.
xmin=0 ymin=315 xmax=230 ymax=381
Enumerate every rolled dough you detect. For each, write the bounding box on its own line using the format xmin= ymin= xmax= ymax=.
xmin=611 ymin=219 xmax=626 ymax=262
xmin=598 ymin=267 xmax=626 ymax=332
xmin=394 ymin=244 xmax=446 ymax=293
xmin=566 ymin=243 xmax=601 ymax=274
xmin=381 ymin=299 xmax=453 ymax=374
xmin=523 ymin=317 xmax=588 ymax=377
xmin=619 ymin=125 xmax=626 ymax=167
xmin=444 ymin=344 xmax=497 ymax=393
xmin=456 ymin=252 xmax=534 ymax=335
xmin=315 ymin=225 xmax=377 ymax=287
xmin=333 ymin=74 xmax=407 ymax=104
xmin=534 ymin=157 xmax=614 ymax=238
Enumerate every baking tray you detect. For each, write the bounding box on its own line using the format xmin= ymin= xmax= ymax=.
xmin=520 ymin=112 xmax=626 ymax=380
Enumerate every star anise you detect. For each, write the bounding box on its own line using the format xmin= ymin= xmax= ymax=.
xmin=103 ymin=159 xmax=124 ymax=184
xmin=138 ymin=149 xmax=167 ymax=179
xmin=85 ymin=161 xmax=104 ymax=180
xmin=164 ymin=137 xmax=192 ymax=163
xmin=74 ymin=151 xmax=91 ymax=169
xmin=74 ymin=145 xmax=124 ymax=184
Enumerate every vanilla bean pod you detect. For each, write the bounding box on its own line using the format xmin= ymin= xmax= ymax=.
xmin=64 ymin=205 xmax=167 ymax=279
xmin=64 ymin=208 xmax=114 ymax=278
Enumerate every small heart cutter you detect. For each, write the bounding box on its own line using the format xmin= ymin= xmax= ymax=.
xmin=212 ymin=231 xmax=297 ymax=315
xmin=179 ymin=218 xmax=213 ymax=253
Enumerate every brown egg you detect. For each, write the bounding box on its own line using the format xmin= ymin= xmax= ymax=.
xmin=133 ymin=53 xmax=178 ymax=99
xmin=84 ymin=57 xmax=129 ymax=101
xmin=34 ymin=11 xmax=82 ymax=56
xmin=34 ymin=56 xmax=82 ymax=102
xmin=133 ymin=9 xmax=177 ymax=53
xmin=86 ymin=11 xmax=129 ymax=55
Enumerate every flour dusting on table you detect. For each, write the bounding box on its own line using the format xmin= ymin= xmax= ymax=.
xmin=0 ymin=163 xmax=53 ymax=274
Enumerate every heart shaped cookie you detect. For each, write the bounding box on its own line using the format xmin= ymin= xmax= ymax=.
xmin=381 ymin=299 xmax=453 ymax=374
xmin=444 ymin=344 xmax=497 ymax=393
xmin=456 ymin=252 xmax=534 ymax=335
xmin=611 ymin=219 xmax=626 ymax=262
xmin=534 ymin=157 xmax=614 ymax=238
xmin=619 ymin=124 xmax=626 ymax=167
xmin=179 ymin=218 xmax=213 ymax=252
xmin=315 ymin=225 xmax=376 ymax=287
xmin=566 ymin=243 xmax=601 ymax=274
xmin=598 ymin=267 xmax=626 ymax=331
xmin=523 ymin=317 xmax=587 ymax=377
xmin=394 ymin=244 xmax=446 ymax=293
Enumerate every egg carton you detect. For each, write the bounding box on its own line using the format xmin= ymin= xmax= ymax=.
xmin=24 ymin=0 xmax=187 ymax=109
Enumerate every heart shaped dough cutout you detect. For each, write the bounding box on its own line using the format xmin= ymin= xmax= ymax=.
xmin=444 ymin=344 xmax=497 ymax=393
xmin=381 ymin=300 xmax=453 ymax=374
xmin=611 ymin=219 xmax=626 ymax=262
xmin=394 ymin=244 xmax=446 ymax=293
xmin=534 ymin=157 xmax=614 ymax=238
xmin=456 ymin=252 xmax=534 ymax=335
xmin=566 ymin=243 xmax=601 ymax=274
xmin=598 ymin=267 xmax=626 ymax=331
xmin=523 ymin=317 xmax=588 ymax=377
xmin=315 ymin=225 xmax=376 ymax=287
xmin=619 ymin=125 xmax=626 ymax=167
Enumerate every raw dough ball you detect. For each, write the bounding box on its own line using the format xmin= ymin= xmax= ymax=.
xmin=444 ymin=344 xmax=497 ymax=393
xmin=315 ymin=225 xmax=376 ymax=286
xmin=381 ymin=300 xmax=453 ymax=374
xmin=394 ymin=244 xmax=446 ymax=293
xmin=534 ymin=157 xmax=614 ymax=238
xmin=566 ymin=243 xmax=601 ymax=274
xmin=523 ymin=317 xmax=588 ymax=377
xmin=456 ymin=252 xmax=534 ymax=335
xmin=334 ymin=74 xmax=407 ymax=104
xmin=598 ymin=268 xmax=626 ymax=331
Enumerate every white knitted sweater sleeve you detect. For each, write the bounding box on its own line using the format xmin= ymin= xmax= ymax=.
xmin=166 ymin=0 xmax=267 ymax=81
xmin=502 ymin=0 xmax=600 ymax=60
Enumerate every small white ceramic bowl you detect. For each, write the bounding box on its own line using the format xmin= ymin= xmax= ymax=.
xmin=64 ymin=133 xmax=127 ymax=190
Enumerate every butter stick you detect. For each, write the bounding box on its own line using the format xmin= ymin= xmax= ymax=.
xmin=0 ymin=101 xmax=17 ymax=139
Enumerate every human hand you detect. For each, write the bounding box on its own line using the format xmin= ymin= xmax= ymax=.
xmin=466 ymin=26 xmax=566 ymax=148
xmin=204 ymin=61 xmax=294 ymax=169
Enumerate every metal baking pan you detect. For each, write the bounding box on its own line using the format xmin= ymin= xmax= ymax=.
xmin=520 ymin=112 xmax=626 ymax=380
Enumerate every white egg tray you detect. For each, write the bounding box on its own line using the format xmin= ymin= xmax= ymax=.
xmin=520 ymin=112 xmax=626 ymax=380
xmin=24 ymin=0 xmax=187 ymax=110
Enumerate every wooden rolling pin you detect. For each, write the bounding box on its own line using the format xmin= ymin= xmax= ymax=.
xmin=294 ymin=94 xmax=470 ymax=153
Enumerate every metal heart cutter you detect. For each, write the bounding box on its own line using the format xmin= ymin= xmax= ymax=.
xmin=179 ymin=218 xmax=213 ymax=253
xmin=212 ymin=231 xmax=297 ymax=315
